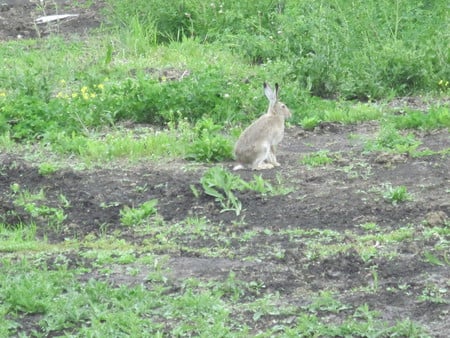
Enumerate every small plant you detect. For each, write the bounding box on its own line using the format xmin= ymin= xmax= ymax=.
xmin=417 ymin=284 xmax=448 ymax=304
xmin=368 ymin=265 xmax=379 ymax=292
xmin=359 ymin=222 xmax=379 ymax=231
xmin=300 ymin=150 xmax=334 ymax=167
xmin=300 ymin=116 xmax=321 ymax=130
xmin=200 ymin=166 xmax=245 ymax=215
xmin=120 ymin=199 xmax=158 ymax=226
xmin=305 ymin=290 xmax=350 ymax=314
xmin=382 ymin=183 xmax=413 ymax=205
xmin=38 ymin=162 xmax=58 ymax=176
xmin=199 ymin=167 xmax=292 ymax=215
xmin=185 ymin=117 xmax=233 ymax=162
xmin=10 ymin=183 xmax=67 ymax=229
xmin=246 ymin=173 xmax=294 ymax=196
xmin=365 ymin=124 xmax=421 ymax=154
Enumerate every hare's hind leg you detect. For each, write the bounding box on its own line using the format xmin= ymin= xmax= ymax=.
xmin=252 ymin=144 xmax=274 ymax=170
xmin=233 ymin=163 xmax=245 ymax=171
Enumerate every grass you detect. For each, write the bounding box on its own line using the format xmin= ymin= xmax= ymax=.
xmin=1 ymin=209 xmax=445 ymax=336
xmin=300 ymin=150 xmax=335 ymax=167
xmin=0 ymin=0 xmax=449 ymax=336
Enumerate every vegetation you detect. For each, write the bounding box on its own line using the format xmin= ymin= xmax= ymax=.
xmin=0 ymin=0 xmax=449 ymax=336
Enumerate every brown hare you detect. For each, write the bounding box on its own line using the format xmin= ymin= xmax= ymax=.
xmin=233 ymin=83 xmax=292 ymax=170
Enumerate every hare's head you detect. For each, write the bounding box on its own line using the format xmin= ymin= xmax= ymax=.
xmin=264 ymin=83 xmax=292 ymax=119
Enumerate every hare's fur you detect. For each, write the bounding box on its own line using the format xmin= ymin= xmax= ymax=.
xmin=233 ymin=83 xmax=291 ymax=170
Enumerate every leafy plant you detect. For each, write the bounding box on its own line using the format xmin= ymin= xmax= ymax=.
xmin=38 ymin=162 xmax=58 ymax=176
xmin=365 ymin=124 xmax=421 ymax=154
xmin=120 ymin=199 xmax=158 ymax=226
xmin=185 ymin=117 xmax=233 ymax=162
xmin=200 ymin=166 xmax=245 ymax=215
xmin=382 ymin=183 xmax=413 ymax=205
xmin=300 ymin=150 xmax=334 ymax=167
xmin=199 ymin=167 xmax=292 ymax=215
xmin=246 ymin=173 xmax=294 ymax=196
xmin=10 ymin=183 xmax=68 ymax=229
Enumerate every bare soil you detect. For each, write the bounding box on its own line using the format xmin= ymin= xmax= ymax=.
xmin=1 ymin=1 xmax=449 ymax=336
xmin=0 ymin=0 xmax=104 ymax=41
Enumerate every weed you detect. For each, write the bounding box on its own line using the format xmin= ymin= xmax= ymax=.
xmin=200 ymin=167 xmax=292 ymax=215
xmin=389 ymin=106 xmax=450 ymax=130
xmin=418 ymin=284 xmax=448 ymax=304
xmin=423 ymin=251 xmax=445 ymax=266
xmin=359 ymin=222 xmax=379 ymax=231
xmin=381 ymin=183 xmax=413 ymax=205
xmin=300 ymin=150 xmax=334 ymax=167
xmin=120 ymin=199 xmax=158 ymax=227
xmin=301 ymin=116 xmax=321 ymax=130
xmin=246 ymin=173 xmax=294 ymax=196
xmin=185 ymin=117 xmax=233 ymax=162
xmin=200 ymin=166 xmax=245 ymax=215
xmin=305 ymin=290 xmax=350 ymax=314
xmin=368 ymin=265 xmax=379 ymax=292
xmin=38 ymin=162 xmax=58 ymax=176
xmin=10 ymin=184 xmax=68 ymax=229
xmin=365 ymin=124 xmax=421 ymax=154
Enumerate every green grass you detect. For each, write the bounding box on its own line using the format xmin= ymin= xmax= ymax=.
xmin=300 ymin=150 xmax=335 ymax=167
xmin=0 ymin=251 xmax=432 ymax=337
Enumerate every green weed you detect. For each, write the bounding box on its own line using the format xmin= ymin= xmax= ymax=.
xmin=199 ymin=166 xmax=292 ymax=215
xmin=120 ymin=199 xmax=158 ymax=227
xmin=246 ymin=173 xmax=294 ymax=196
xmin=389 ymin=106 xmax=450 ymax=130
xmin=418 ymin=283 xmax=448 ymax=304
xmin=200 ymin=166 xmax=245 ymax=215
xmin=10 ymin=183 xmax=68 ymax=229
xmin=38 ymin=162 xmax=58 ymax=176
xmin=365 ymin=124 xmax=421 ymax=154
xmin=300 ymin=150 xmax=334 ymax=167
xmin=382 ymin=183 xmax=413 ymax=205
xmin=185 ymin=117 xmax=233 ymax=162
xmin=305 ymin=290 xmax=350 ymax=314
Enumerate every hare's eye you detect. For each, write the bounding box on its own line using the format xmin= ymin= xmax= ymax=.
xmin=281 ymin=104 xmax=286 ymax=109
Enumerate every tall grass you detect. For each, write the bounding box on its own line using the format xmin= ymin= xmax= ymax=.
xmin=105 ymin=0 xmax=449 ymax=99
xmin=0 ymin=0 xmax=448 ymax=146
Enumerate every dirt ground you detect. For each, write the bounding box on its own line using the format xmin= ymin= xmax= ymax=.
xmin=1 ymin=1 xmax=449 ymax=336
xmin=0 ymin=0 xmax=104 ymax=41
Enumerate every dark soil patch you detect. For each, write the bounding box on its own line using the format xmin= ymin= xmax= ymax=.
xmin=0 ymin=0 xmax=104 ymax=41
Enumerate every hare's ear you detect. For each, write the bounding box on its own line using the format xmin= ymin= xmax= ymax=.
xmin=275 ymin=83 xmax=279 ymax=98
xmin=264 ymin=82 xmax=276 ymax=104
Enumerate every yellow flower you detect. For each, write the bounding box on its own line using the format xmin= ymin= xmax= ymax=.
xmin=97 ymin=83 xmax=105 ymax=90
xmin=72 ymin=93 xmax=78 ymax=98
xmin=81 ymin=86 xmax=89 ymax=93
xmin=0 ymin=91 xmax=6 ymax=97
xmin=90 ymin=93 xmax=96 ymax=98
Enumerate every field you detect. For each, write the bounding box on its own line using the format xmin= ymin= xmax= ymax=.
xmin=1 ymin=1 xmax=449 ymax=337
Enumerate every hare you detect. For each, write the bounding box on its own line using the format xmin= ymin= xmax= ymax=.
xmin=233 ymin=83 xmax=292 ymax=170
